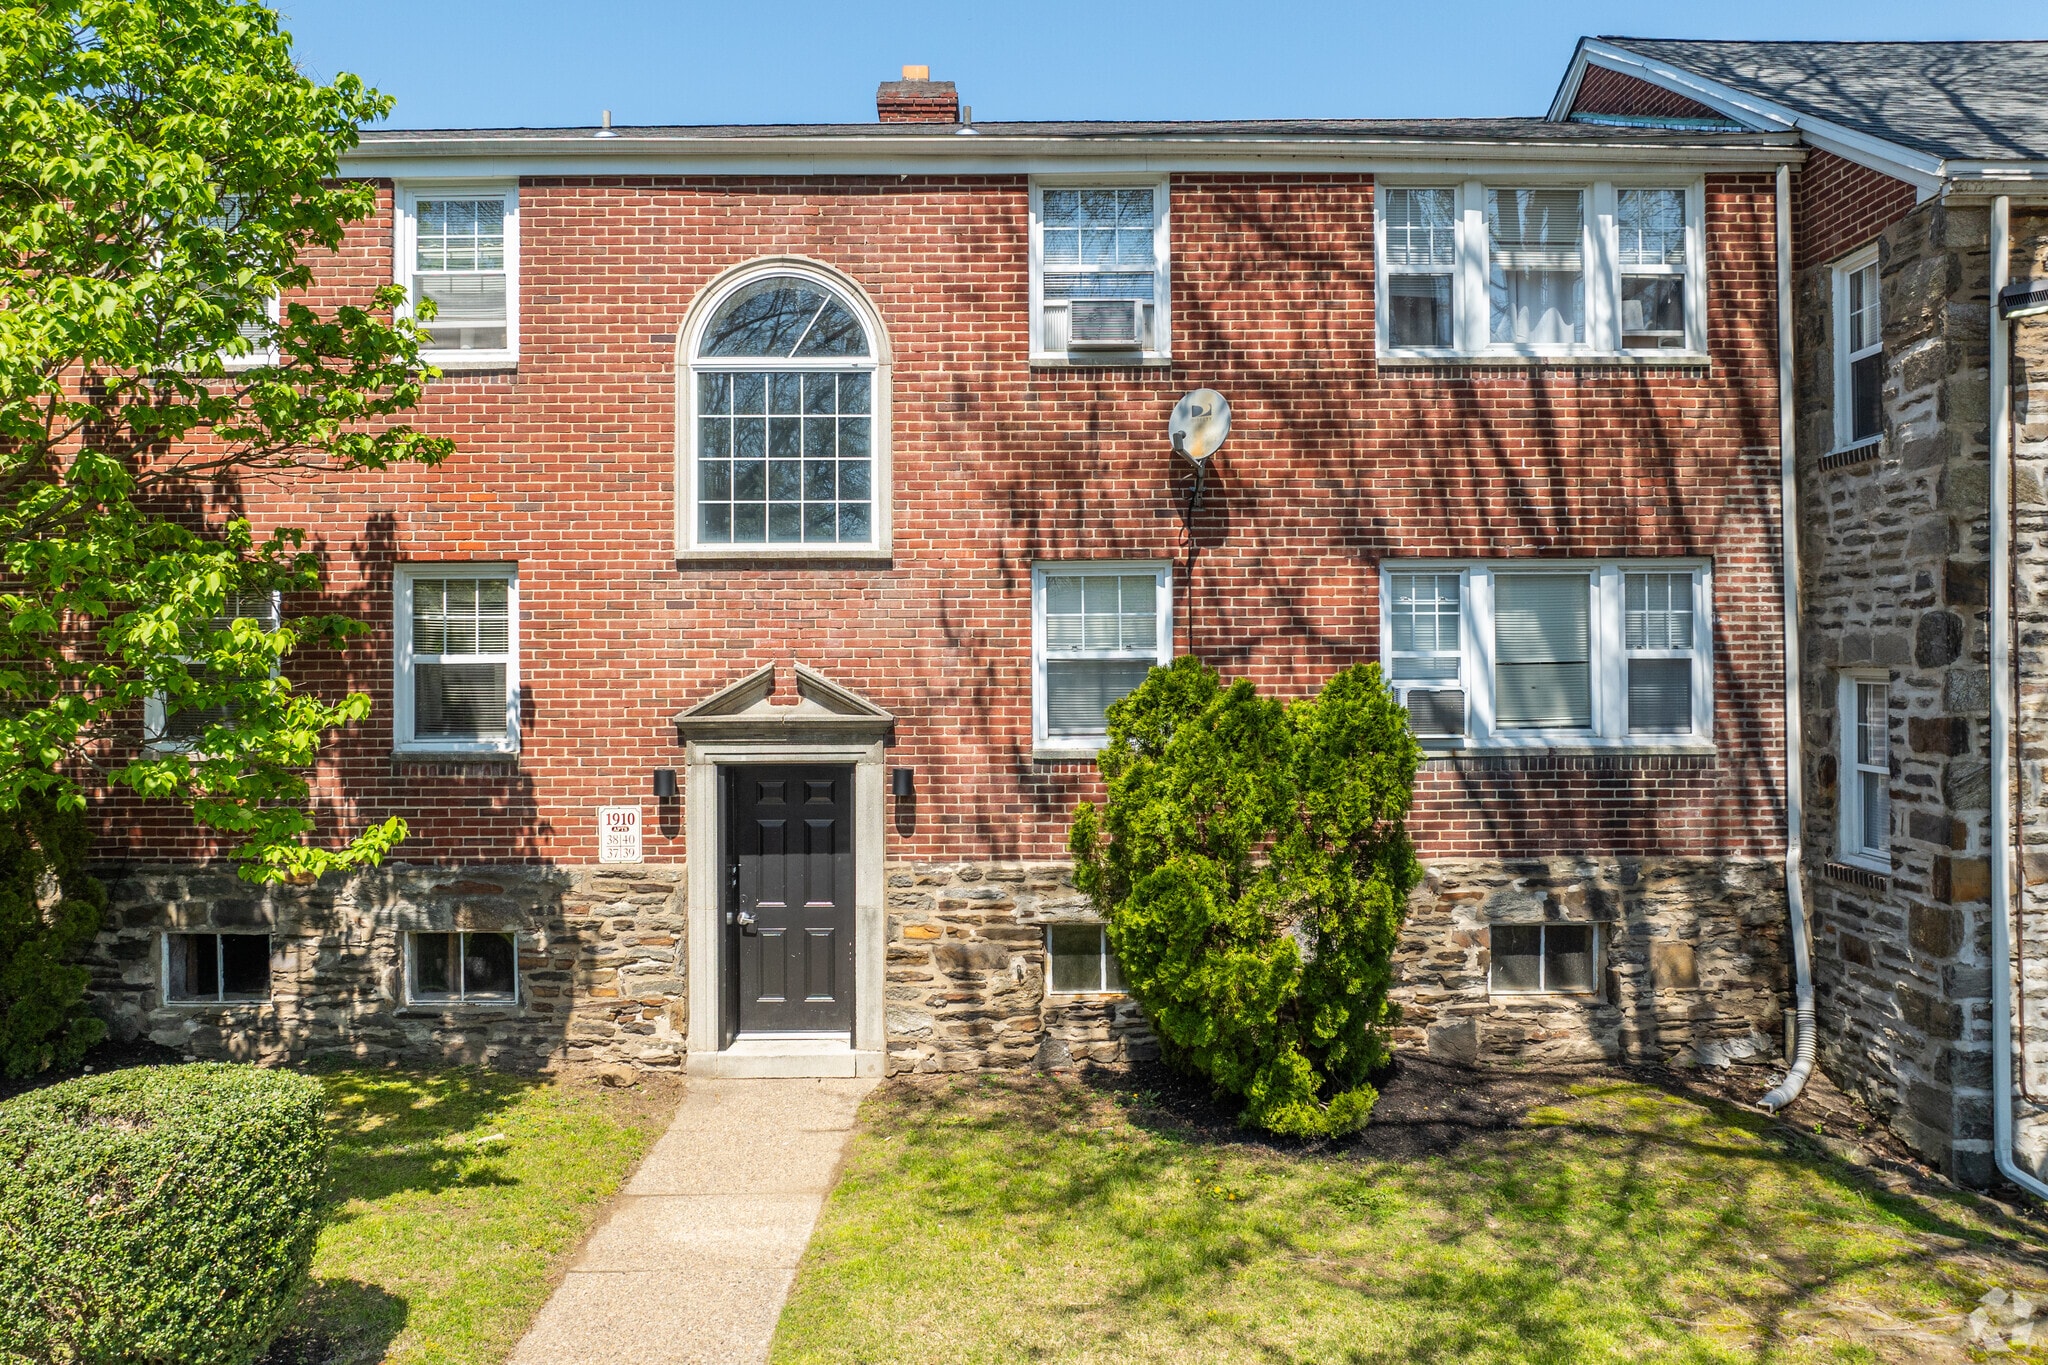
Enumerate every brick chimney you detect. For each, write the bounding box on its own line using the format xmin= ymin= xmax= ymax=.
xmin=877 ymin=65 xmax=959 ymax=123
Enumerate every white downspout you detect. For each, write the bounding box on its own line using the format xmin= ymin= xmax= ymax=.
xmin=1763 ymin=162 xmax=1817 ymax=1113
xmin=1986 ymin=194 xmax=2048 ymax=1198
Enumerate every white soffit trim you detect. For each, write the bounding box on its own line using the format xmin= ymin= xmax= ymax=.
xmin=342 ymin=136 xmax=1802 ymax=182
xmin=1553 ymin=40 xmax=1948 ymax=200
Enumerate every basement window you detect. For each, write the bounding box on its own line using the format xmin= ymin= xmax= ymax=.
xmin=407 ymin=931 xmax=519 ymax=1005
xmin=1490 ymin=923 xmax=1597 ymax=995
xmin=1046 ymin=923 xmax=1124 ymax=995
xmin=164 ymin=933 xmax=272 ymax=1003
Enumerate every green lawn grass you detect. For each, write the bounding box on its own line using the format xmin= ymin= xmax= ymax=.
xmin=269 ymin=1066 xmax=675 ymax=1365
xmin=772 ymin=1073 xmax=2048 ymax=1364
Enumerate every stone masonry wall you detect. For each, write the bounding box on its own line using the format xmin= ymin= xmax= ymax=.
xmin=1794 ymin=195 xmax=1999 ymax=1182
xmin=87 ymin=862 xmax=688 ymax=1069
xmin=91 ymin=854 xmax=1785 ymax=1078
xmin=2004 ymin=210 xmax=2048 ymax=1176
xmin=884 ymin=862 xmax=1156 ymax=1074
xmin=1393 ymin=857 xmax=1787 ymax=1068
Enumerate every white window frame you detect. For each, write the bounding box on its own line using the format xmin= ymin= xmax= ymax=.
xmin=1832 ymin=244 xmax=1882 ymax=453
xmin=1488 ymin=922 xmax=1602 ymax=997
xmin=1375 ymin=177 xmax=1706 ymax=361
xmin=393 ymin=563 xmax=520 ymax=756
xmin=1045 ymin=922 xmax=1124 ymax=996
xmin=1379 ymin=559 xmax=1713 ymax=750
xmin=221 ymin=292 xmax=281 ymax=370
xmin=394 ymin=183 xmax=519 ymax=368
xmin=676 ymin=258 xmax=892 ymax=559
xmin=161 ymin=931 xmax=273 ymax=1005
xmin=1838 ymin=669 xmax=1892 ymax=874
xmin=403 ymin=930 xmax=522 ymax=1007
xmin=143 ymin=591 xmax=283 ymax=753
xmin=1028 ymin=178 xmax=1172 ymax=366
xmin=1031 ymin=560 xmax=1174 ymax=759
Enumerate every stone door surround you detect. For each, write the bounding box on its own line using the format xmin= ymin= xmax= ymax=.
xmin=675 ymin=663 xmax=889 ymax=1077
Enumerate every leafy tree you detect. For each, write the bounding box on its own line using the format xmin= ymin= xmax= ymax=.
xmin=0 ymin=0 xmax=452 ymax=894
xmin=1069 ymin=657 xmax=1425 ymax=1137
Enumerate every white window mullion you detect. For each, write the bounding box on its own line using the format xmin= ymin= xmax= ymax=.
xmin=1458 ymin=181 xmax=1488 ymax=354
xmin=1468 ymin=567 xmax=1496 ymax=743
xmin=1594 ymin=565 xmax=1623 ymax=740
xmin=1589 ymin=182 xmax=1620 ymax=354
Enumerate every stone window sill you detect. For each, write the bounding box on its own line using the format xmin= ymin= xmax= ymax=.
xmin=1033 ymin=745 xmax=1105 ymax=763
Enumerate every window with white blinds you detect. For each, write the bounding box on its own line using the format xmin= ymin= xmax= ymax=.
xmin=143 ymin=593 xmax=282 ymax=750
xmin=1377 ymin=180 xmax=1702 ymax=357
xmin=1030 ymin=182 xmax=1170 ymax=361
xmin=197 ymin=194 xmax=279 ymax=366
xmin=1494 ymin=572 xmax=1592 ymax=728
xmin=1834 ymin=246 xmax=1882 ymax=449
xmin=1384 ymin=188 xmax=1457 ymax=349
xmin=1838 ymin=672 xmax=1890 ymax=871
xmin=395 ymin=565 xmax=519 ymax=753
xmin=1033 ymin=562 xmax=1172 ymax=751
xmin=1388 ymin=571 xmax=1466 ymax=736
xmin=1617 ymin=189 xmax=1689 ymax=349
xmin=1380 ymin=560 xmax=1711 ymax=747
xmin=399 ymin=187 xmax=517 ymax=361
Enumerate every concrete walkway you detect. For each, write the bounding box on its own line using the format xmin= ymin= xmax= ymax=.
xmin=508 ymin=1076 xmax=878 ymax=1365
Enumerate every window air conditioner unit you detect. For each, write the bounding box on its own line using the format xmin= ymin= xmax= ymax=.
xmin=1403 ymin=687 xmax=1467 ymax=738
xmin=1067 ymin=298 xmax=1143 ymax=349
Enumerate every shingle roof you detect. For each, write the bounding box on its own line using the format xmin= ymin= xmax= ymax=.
xmin=1598 ymin=38 xmax=2048 ymax=162
xmin=354 ymin=116 xmax=1790 ymax=148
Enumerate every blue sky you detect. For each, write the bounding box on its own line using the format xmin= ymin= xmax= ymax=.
xmin=276 ymin=1 xmax=2042 ymax=129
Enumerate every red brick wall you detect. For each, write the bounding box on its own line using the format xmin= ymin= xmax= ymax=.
xmin=101 ymin=171 xmax=1788 ymax=866
xmin=1570 ymin=65 xmax=1725 ymax=122
xmin=1793 ymin=148 xmax=1918 ymax=271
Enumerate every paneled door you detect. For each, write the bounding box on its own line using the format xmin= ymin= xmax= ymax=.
xmin=725 ymin=765 xmax=856 ymax=1034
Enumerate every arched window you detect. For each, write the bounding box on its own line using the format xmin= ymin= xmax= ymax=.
xmin=683 ymin=266 xmax=885 ymax=551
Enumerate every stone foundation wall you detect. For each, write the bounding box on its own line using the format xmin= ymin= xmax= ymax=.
xmin=87 ymin=862 xmax=688 ymax=1069
xmin=884 ymin=862 xmax=1156 ymax=1073
xmin=1392 ymin=857 xmax=1788 ymax=1067
xmin=88 ymin=854 xmax=1787 ymax=1080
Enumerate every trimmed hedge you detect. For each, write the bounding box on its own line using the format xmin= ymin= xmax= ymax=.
xmin=0 ymin=1064 xmax=326 ymax=1365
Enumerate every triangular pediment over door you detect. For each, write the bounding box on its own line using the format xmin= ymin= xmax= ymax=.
xmin=671 ymin=662 xmax=894 ymax=744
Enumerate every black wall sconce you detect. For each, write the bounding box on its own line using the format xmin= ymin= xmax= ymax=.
xmin=652 ymin=767 xmax=679 ymax=799
xmin=892 ymin=767 xmax=915 ymax=799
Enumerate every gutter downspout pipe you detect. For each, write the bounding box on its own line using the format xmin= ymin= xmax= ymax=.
xmin=1987 ymin=195 xmax=2048 ymax=1199
xmin=1763 ymin=162 xmax=1817 ymax=1113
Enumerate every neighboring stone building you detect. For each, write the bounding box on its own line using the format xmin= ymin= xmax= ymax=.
xmin=1552 ymin=37 xmax=2048 ymax=1184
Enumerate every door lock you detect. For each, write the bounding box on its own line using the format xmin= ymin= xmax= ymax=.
xmin=734 ymin=909 xmax=758 ymax=933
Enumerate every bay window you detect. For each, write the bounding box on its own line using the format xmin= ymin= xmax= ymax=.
xmin=1380 ymin=560 xmax=1713 ymax=748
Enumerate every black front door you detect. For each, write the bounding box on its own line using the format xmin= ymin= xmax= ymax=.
xmin=726 ymin=765 xmax=855 ymax=1034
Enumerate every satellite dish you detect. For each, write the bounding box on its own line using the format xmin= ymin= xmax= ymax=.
xmin=1169 ymin=388 xmax=1231 ymax=465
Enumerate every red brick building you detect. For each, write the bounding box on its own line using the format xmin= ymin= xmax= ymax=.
xmin=94 ymin=65 xmax=1812 ymax=1085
